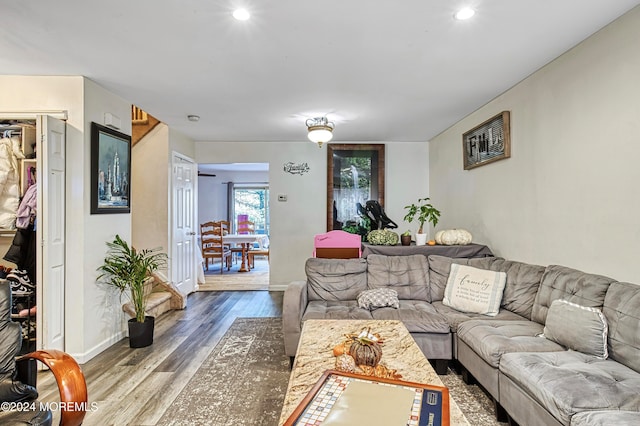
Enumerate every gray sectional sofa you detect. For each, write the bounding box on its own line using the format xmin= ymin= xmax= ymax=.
xmin=283 ymin=253 xmax=640 ymax=425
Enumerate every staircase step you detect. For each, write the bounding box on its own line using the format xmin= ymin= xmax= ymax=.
xmin=123 ymin=291 xmax=173 ymax=318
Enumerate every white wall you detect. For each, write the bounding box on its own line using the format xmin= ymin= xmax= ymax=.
xmin=195 ymin=141 xmax=429 ymax=288
xmin=198 ymin=169 xmax=269 ymax=226
xmin=82 ymin=79 xmax=133 ymax=361
xmin=0 ymin=76 xmax=133 ymax=362
xmin=429 ymin=7 xmax=640 ymax=283
xmin=132 ymin=123 xmax=169 ymax=252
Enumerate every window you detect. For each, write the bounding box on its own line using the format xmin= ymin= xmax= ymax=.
xmin=232 ymin=185 xmax=269 ymax=235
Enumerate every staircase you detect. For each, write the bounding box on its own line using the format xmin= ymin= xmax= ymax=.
xmin=131 ymin=105 xmax=160 ymax=146
xmin=122 ymin=273 xmax=186 ymax=319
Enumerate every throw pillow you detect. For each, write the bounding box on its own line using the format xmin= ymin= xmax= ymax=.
xmin=442 ymin=264 xmax=506 ymax=316
xmin=543 ymin=299 xmax=608 ymax=359
xmin=357 ymin=288 xmax=400 ymax=310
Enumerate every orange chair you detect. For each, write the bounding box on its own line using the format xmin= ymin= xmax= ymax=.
xmin=313 ymin=230 xmax=362 ymax=259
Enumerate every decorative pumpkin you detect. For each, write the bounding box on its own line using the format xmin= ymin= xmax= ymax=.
xmin=434 ymin=229 xmax=473 ymax=245
xmin=332 ymin=341 xmax=348 ymax=357
xmin=367 ymin=229 xmax=399 ymax=245
xmin=335 ymin=354 xmax=356 ymax=373
xmin=349 ymin=329 xmax=383 ymax=367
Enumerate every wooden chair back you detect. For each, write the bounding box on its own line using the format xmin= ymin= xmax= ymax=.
xmin=237 ymin=220 xmax=255 ymax=234
xmin=200 ymin=221 xmax=231 ymax=273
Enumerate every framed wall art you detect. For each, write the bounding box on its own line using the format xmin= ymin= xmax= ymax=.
xmin=91 ymin=122 xmax=132 ymax=214
xmin=462 ymin=111 xmax=511 ymax=170
xmin=327 ymin=144 xmax=385 ymax=231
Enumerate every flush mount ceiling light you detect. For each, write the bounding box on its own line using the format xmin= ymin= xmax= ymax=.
xmin=454 ymin=7 xmax=475 ymax=20
xmin=306 ymin=117 xmax=334 ymax=147
xmin=187 ymin=114 xmax=200 ymax=122
xmin=233 ymin=8 xmax=250 ymax=21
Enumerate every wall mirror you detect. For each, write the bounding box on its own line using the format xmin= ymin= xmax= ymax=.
xmin=327 ymin=144 xmax=385 ymax=231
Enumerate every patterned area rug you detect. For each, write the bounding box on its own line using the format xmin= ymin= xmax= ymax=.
xmin=157 ymin=317 xmax=290 ymax=425
xmin=158 ymin=317 xmax=506 ymax=426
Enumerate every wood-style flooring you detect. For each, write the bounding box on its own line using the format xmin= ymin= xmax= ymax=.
xmin=36 ymin=290 xmax=283 ymax=426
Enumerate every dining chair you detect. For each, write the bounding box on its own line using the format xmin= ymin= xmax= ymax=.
xmin=200 ymin=221 xmax=231 ymax=273
xmin=313 ymin=230 xmax=362 ymax=259
xmin=232 ymin=220 xmax=255 ymax=263
xmin=248 ymin=235 xmax=269 ymax=269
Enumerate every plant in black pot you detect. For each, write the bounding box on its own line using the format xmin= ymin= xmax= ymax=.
xmin=97 ymin=235 xmax=168 ymax=348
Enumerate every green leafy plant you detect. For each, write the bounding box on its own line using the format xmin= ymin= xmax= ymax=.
xmin=97 ymin=235 xmax=168 ymax=323
xmin=342 ymin=215 xmax=372 ymax=241
xmin=401 ymin=230 xmax=411 ymax=236
xmin=403 ymin=197 xmax=441 ymax=234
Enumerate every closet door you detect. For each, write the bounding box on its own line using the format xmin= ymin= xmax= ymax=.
xmin=36 ymin=115 xmax=66 ymax=351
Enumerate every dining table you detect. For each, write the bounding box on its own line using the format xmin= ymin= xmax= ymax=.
xmin=224 ymin=234 xmax=268 ymax=272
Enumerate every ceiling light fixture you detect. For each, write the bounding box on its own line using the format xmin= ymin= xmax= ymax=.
xmin=187 ymin=115 xmax=200 ymax=122
xmin=306 ymin=117 xmax=334 ymax=147
xmin=454 ymin=8 xmax=475 ymax=20
xmin=233 ymin=8 xmax=250 ymax=21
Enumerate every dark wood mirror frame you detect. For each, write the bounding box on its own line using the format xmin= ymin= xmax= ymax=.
xmin=326 ymin=144 xmax=385 ymax=232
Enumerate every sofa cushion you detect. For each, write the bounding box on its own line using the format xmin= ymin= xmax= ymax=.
xmin=432 ymin=301 xmax=526 ymax=332
xmin=531 ymin=265 xmax=615 ymax=325
xmin=429 ymin=256 xmax=544 ymax=319
xmin=500 ymin=351 xmax=640 ymax=425
xmin=571 ymin=410 xmax=640 ymax=426
xmin=443 ymin=264 xmax=506 ymax=316
xmin=543 ymin=299 xmax=608 ymax=359
xmin=484 ymin=258 xmax=545 ymax=320
xmin=428 ymin=255 xmax=480 ymax=302
xmin=457 ymin=320 xmax=564 ymax=368
xmin=357 ymin=288 xmax=399 ymax=310
xmin=366 ymin=254 xmax=430 ymax=302
xmin=305 ymin=258 xmax=368 ymax=301
xmin=370 ymin=300 xmax=450 ymax=334
xmin=603 ymin=281 xmax=640 ymax=372
xmin=302 ymin=300 xmax=373 ymax=320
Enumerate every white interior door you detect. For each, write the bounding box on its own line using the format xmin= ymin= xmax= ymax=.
xmin=171 ymin=153 xmax=196 ymax=295
xmin=36 ymin=115 xmax=65 ymax=351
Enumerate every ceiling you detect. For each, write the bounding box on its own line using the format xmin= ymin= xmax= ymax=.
xmin=2 ymin=1 xmax=639 ymax=143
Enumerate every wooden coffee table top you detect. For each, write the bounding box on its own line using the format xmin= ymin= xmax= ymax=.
xmin=278 ymin=319 xmax=469 ymax=425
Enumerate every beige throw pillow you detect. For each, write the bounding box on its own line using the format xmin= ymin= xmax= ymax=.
xmin=443 ymin=264 xmax=506 ymax=316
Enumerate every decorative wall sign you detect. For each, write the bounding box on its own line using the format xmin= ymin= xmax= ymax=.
xmin=462 ymin=111 xmax=511 ymax=170
xmin=283 ymin=162 xmax=310 ymax=175
xmin=91 ymin=122 xmax=132 ymax=214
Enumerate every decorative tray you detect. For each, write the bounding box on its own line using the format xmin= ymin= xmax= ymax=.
xmin=283 ymin=369 xmax=450 ymax=426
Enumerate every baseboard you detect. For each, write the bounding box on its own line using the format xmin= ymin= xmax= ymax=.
xmin=71 ymin=330 xmax=126 ymax=364
xmin=268 ymin=284 xmax=288 ymax=291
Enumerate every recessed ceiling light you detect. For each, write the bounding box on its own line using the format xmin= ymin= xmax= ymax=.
xmin=454 ymin=8 xmax=475 ymax=20
xmin=233 ymin=8 xmax=250 ymax=21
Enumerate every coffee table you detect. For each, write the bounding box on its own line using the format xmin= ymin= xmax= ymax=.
xmin=278 ymin=319 xmax=469 ymax=425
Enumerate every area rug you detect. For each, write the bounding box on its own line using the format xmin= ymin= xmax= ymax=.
xmin=158 ymin=317 xmax=506 ymax=426
xmin=198 ymin=259 xmax=269 ymax=291
xmin=157 ymin=317 xmax=290 ymax=426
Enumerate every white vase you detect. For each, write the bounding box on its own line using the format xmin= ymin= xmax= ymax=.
xmin=415 ymin=233 xmax=428 ymax=246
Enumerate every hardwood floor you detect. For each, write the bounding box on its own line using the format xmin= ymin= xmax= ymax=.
xmin=37 ymin=291 xmax=283 ymax=426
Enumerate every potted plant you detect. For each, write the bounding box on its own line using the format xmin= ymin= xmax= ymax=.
xmin=97 ymin=235 xmax=168 ymax=348
xmin=403 ymin=197 xmax=441 ymax=246
xmin=400 ymin=230 xmax=412 ymax=246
